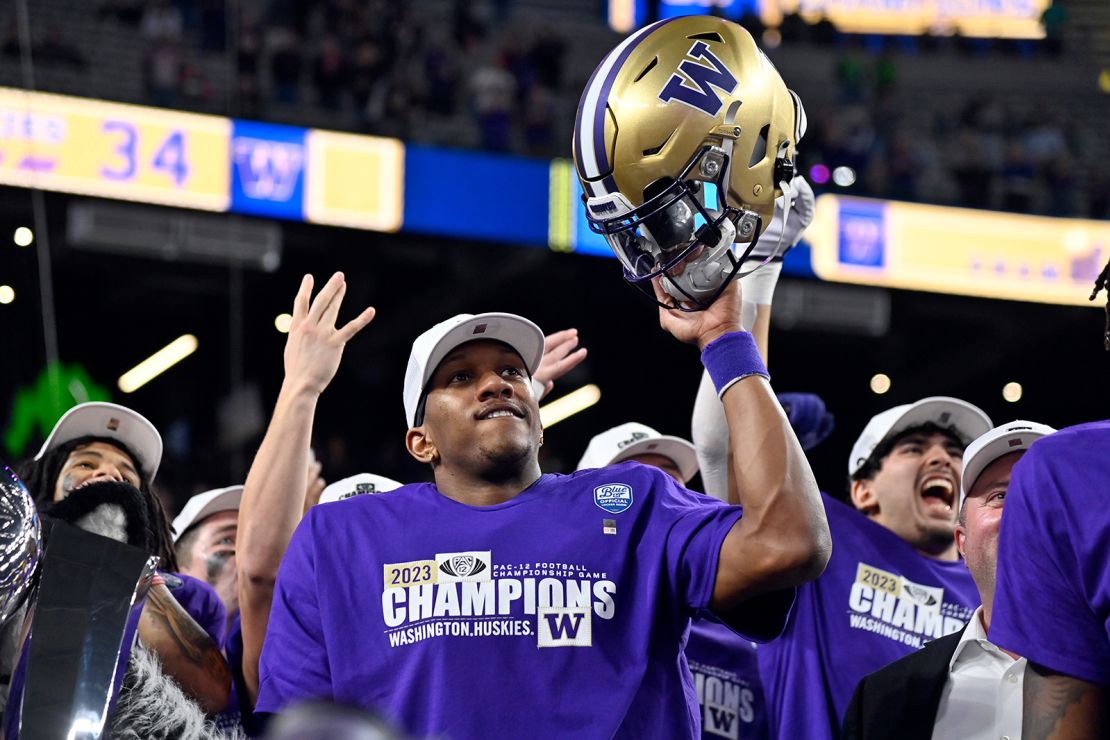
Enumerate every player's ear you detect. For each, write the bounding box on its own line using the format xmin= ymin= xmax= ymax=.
xmin=406 ymin=426 xmax=438 ymax=465
xmin=954 ymin=522 xmax=968 ymax=559
xmin=850 ymin=477 xmax=879 ymax=516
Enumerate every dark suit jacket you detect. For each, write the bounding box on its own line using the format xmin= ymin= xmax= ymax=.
xmin=841 ymin=627 xmax=968 ymax=740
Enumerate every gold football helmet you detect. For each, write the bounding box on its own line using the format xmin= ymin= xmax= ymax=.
xmin=573 ymin=15 xmax=806 ymax=309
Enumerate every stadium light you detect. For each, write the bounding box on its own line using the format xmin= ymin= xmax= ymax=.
xmin=13 ymin=227 xmax=32 ymax=247
xmin=0 ymin=286 xmax=13 ymax=304
xmin=275 ymin=313 xmax=293 ymax=333
xmin=539 ymin=384 xmax=601 ymax=428
xmin=1002 ymin=382 xmax=1023 ymax=403
xmin=869 ymin=373 xmax=891 ymax=395
xmin=832 ymin=167 xmax=857 ymax=187
xmin=118 ymin=335 xmax=198 ymax=393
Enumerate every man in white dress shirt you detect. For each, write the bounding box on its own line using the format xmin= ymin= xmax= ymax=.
xmin=842 ymin=420 xmax=1056 ymax=740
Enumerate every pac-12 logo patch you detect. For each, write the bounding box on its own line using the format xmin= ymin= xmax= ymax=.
xmin=435 ymin=551 xmax=492 ymax=583
xmin=594 ymin=484 xmax=633 ymax=514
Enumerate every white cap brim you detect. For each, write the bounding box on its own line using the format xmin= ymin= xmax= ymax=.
xmin=849 ymin=396 xmax=992 ymax=476
xmin=36 ymin=402 xmax=163 ymax=483
xmin=959 ymin=420 xmax=1055 ymax=507
xmin=576 ymin=422 xmax=699 ymax=484
xmin=171 ymin=485 xmax=244 ymax=541
xmin=608 ymin=436 xmax=699 ymax=484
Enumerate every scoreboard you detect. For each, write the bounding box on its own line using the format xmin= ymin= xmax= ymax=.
xmin=0 ymin=87 xmax=403 ymax=231
xmin=0 ymin=88 xmax=230 ymax=211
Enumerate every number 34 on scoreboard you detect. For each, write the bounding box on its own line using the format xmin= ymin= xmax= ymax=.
xmin=0 ymin=87 xmax=230 ymax=211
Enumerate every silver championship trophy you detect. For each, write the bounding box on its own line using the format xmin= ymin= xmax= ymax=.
xmin=1 ymin=463 xmax=157 ymax=740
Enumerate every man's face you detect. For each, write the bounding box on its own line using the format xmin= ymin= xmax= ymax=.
xmin=624 ymin=453 xmax=684 ymax=484
xmin=853 ymin=431 xmax=964 ymax=550
xmin=53 ymin=441 xmax=142 ymax=502
xmin=956 ymin=450 xmax=1022 ymax=602
xmin=417 ymin=340 xmax=542 ymax=474
xmin=178 ymin=510 xmax=239 ymax=614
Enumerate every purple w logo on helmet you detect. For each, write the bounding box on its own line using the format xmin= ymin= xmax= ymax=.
xmin=658 ymin=41 xmax=738 ymax=116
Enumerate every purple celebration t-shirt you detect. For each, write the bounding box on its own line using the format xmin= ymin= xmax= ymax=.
xmin=256 ymin=463 xmax=783 ymax=739
xmin=990 ymin=420 xmax=1110 ymax=685
xmin=756 ymin=493 xmax=980 ymax=740
xmin=685 ymin=619 xmax=769 ymax=740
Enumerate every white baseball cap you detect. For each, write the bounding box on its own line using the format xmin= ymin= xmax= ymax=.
xmin=959 ymin=420 xmax=1055 ymax=508
xmin=848 ymin=397 xmax=992 ymax=477
xmin=318 ymin=473 xmax=404 ymax=505
xmin=35 ymin=402 xmax=164 ymax=483
xmin=577 ymin=422 xmax=699 ymax=484
xmin=403 ymin=312 xmax=546 ymax=428
xmin=171 ymin=485 xmax=244 ymax=541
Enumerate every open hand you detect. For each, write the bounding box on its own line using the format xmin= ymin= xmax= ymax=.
xmin=532 ymin=329 xmax=588 ymax=401
xmin=284 ymin=272 xmax=376 ymax=396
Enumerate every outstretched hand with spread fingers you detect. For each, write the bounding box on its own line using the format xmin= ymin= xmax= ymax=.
xmin=284 ymin=272 xmax=377 ymax=396
xmin=532 ymin=329 xmax=589 ymax=401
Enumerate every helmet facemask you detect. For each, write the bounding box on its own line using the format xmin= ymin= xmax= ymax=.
xmin=584 ymin=143 xmax=774 ymax=312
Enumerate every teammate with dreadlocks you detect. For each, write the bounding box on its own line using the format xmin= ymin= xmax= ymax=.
xmin=20 ymin=420 xmax=178 ymax=572
xmin=17 ymin=402 xmax=232 ymax=714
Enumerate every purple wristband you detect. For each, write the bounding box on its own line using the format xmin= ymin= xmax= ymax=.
xmin=701 ymin=331 xmax=769 ymax=397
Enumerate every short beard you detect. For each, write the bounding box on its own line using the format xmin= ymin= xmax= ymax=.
xmin=473 ymin=438 xmax=537 ymax=483
xmin=914 ymin=520 xmax=958 ymax=557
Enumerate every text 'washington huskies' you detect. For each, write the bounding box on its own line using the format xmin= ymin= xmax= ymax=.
xmin=381 ymin=552 xmax=617 ymax=648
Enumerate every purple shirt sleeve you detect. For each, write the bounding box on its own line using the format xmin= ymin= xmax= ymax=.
xmin=659 ymin=477 xmax=745 ymax=614
xmin=166 ymin=571 xmax=227 ymax=648
xmin=990 ymin=421 xmax=1110 ymax=684
xmin=656 ymin=473 xmax=793 ymax=639
xmin=255 ymin=512 xmax=331 ymax=713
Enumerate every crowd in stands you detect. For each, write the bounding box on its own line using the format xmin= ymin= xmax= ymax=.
xmin=232 ymin=0 xmax=569 ymax=154
xmin=3 ymin=0 xmax=1101 ymax=217
xmin=806 ymin=74 xmax=1101 ymax=218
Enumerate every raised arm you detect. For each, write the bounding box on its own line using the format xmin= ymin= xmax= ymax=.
xmin=237 ymin=272 xmax=375 ymax=702
xmin=655 ymin=278 xmax=830 ymax=613
xmin=691 ymin=177 xmax=814 ymax=504
xmin=138 ymin=581 xmax=232 ymax=714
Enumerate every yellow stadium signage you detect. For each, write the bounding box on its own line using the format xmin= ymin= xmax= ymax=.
xmin=0 ymin=87 xmax=230 ymax=211
xmin=807 ymin=195 xmax=1107 ymax=307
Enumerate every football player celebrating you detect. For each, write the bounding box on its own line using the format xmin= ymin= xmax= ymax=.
xmin=257 ymin=17 xmax=828 ymax=738
xmin=257 ymin=290 xmax=828 ymax=737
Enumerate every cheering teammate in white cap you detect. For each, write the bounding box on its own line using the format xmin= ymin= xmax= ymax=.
xmin=842 ymin=420 xmax=1055 ymax=739
xmin=756 ymin=397 xmax=991 ymax=739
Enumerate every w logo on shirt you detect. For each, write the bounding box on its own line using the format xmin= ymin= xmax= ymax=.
xmin=705 ymin=704 xmax=740 ymax=739
xmin=537 ymin=607 xmax=592 ymax=647
xmin=657 ymin=41 xmax=738 ymax=117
